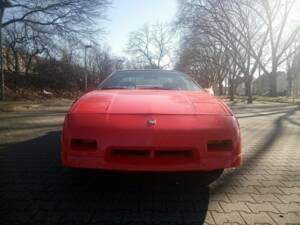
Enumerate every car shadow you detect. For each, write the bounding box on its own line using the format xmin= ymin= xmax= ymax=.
xmin=0 ymin=131 xmax=209 ymax=225
xmin=212 ymin=104 xmax=300 ymax=192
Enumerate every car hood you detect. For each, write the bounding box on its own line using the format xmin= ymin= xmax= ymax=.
xmin=70 ymin=90 xmax=231 ymax=115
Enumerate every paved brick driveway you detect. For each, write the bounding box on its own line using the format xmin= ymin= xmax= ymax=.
xmin=0 ymin=102 xmax=299 ymax=225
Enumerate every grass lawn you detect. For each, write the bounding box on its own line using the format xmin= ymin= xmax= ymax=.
xmin=0 ymin=95 xmax=299 ymax=113
xmin=0 ymin=99 xmax=73 ymax=112
xmin=221 ymin=95 xmax=300 ymax=104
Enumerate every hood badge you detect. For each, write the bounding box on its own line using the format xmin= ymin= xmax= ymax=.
xmin=147 ymin=119 xmax=156 ymax=126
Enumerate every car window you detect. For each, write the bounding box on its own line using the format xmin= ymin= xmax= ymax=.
xmin=99 ymin=71 xmax=201 ymax=91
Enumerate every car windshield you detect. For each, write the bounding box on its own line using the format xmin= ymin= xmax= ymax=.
xmin=98 ymin=71 xmax=201 ymax=91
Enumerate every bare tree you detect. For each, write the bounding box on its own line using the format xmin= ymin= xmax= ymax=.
xmin=289 ymin=49 xmax=300 ymax=101
xmin=249 ymin=0 xmax=300 ymax=96
xmin=1 ymin=0 xmax=111 ymax=98
xmin=176 ymin=33 xmax=232 ymax=94
xmin=88 ymin=46 xmax=115 ymax=84
xmin=126 ymin=23 xmax=173 ymax=69
xmin=4 ymin=23 xmax=51 ymax=77
xmin=176 ymin=0 xmax=300 ymax=101
xmin=176 ymin=0 xmax=271 ymax=103
xmin=4 ymin=0 xmax=111 ymax=38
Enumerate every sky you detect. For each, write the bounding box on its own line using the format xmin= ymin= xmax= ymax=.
xmin=103 ymin=0 xmax=178 ymax=56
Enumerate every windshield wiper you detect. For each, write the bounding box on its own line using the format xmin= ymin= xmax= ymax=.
xmin=101 ymin=86 xmax=134 ymax=90
xmin=137 ymin=86 xmax=177 ymax=90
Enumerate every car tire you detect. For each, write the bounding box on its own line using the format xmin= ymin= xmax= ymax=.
xmin=199 ymin=169 xmax=224 ymax=185
xmin=167 ymin=169 xmax=224 ymax=186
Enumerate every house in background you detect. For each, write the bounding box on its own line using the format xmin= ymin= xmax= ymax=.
xmin=291 ymin=52 xmax=300 ymax=99
xmin=252 ymin=72 xmax=288 ymax=95
xmin=234 ymin=77 xmax=245 ymax=96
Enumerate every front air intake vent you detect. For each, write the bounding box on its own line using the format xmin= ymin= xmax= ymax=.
xmin=112 ymin=149 xmax=150 ymax=157
xmin=155 ymin=150 xmax=193 ymax=158
xmin=71 ymin=139 xmax=97 ymax=151
xmin=207 ymin=140 xmax=233 ymax=152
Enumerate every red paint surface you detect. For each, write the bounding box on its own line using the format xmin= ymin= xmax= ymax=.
xmin=61 ymin=90 xmax=242 ymax=171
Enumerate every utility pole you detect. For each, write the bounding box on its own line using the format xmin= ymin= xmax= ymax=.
xmin=84 ymin=45 xmax=92 ymax=89
xmin=0 ymin=0 xmax=11 ymax=100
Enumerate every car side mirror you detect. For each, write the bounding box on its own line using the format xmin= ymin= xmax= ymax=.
xmin=203 ymin=87 xmax=214 ymax=95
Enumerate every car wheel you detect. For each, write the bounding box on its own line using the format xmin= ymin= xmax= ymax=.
xmin=168 ymin=169 xmax=224 ymax=186
xmin=199 ymin=169 xmax=224 ymax=185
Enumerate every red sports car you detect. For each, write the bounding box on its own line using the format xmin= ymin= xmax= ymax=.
xmin=61 ymin=70 xmax=241 ymax=182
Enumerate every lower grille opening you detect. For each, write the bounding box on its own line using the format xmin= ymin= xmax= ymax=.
xmin=155 ymin=150 xmax=193 ymax=158
xmin=71 ymin=139 xmax=97 ymax=151
xmin=207 ymin=140 xmax=233 ymax=152
xmin=112 ymin=149 xmax=150 ymax=157
xmin=108 ymin=148 xmax=196 ymax=165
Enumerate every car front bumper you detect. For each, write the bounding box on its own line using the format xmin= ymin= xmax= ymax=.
xmin=61 ymin=114 xmax=242 ymax=172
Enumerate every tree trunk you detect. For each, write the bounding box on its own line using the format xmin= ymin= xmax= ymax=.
xmin=12 ymin=51 xmax=20 ymax=91
xmin=245 ymin=77 xmax=253 ymax=104
xmin=229 ymin=84 xmax=235 ymax=101
xmin=269 ymin=71 xmax=277 ymax=96
xmin=25 ymin=56 xmax=33 ymax=76
xmin=5 ymin=48 xmax=12 ymax=72
xmin=224 ymin=78 xmax=227 ymax=95
xmin=13 ymin=50 xmax=20 ymax=75
xmin=218 ymin=81 xmax=223 ymax=95
xmin=287 ymin=71 xmax=293 ymax=97
xmin=228 ymin=74 xmax=234 ymax=101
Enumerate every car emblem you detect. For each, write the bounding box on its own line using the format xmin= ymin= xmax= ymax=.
xmin=147 ymin=119 xmax=156 ymax=126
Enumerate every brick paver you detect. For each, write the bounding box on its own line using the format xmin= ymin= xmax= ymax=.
xmin=0 ymin=102 xmax=299 ymax=225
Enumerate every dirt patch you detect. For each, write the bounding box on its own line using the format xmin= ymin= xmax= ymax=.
xmin=0 ymin=98 xmax=74 ymax=112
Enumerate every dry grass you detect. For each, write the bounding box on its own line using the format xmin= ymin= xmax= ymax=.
xmin=0 ymin=99 xmax=74 ymax=112
xmin=221 ymin=95 xmax=300 ymax=104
